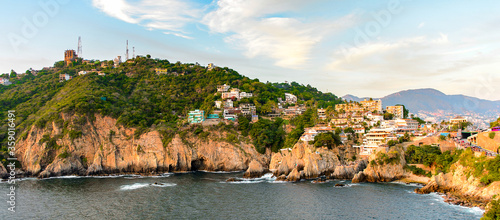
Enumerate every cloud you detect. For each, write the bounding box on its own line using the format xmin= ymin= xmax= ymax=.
xmin=203 ymin=0 xmax=334 ymax=69
xmin=328 ymin=34 xmax=455 ymax=76
xmin=92 ymin=0 xmax=200 ymax=36
xmin=418 ymin=22 xmax=425 ymax=28
xmin=163 ymin=32 xmax=194 ymax=40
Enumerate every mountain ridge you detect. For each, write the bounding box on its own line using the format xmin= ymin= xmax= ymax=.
xmin=342 ymin=88 xmax=500 ymax=115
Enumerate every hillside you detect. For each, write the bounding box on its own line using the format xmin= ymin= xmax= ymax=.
xmin=343 ymin=88 xmax=500 ymax=115
xmin=0 ymin=56 xmax=342 ymax=170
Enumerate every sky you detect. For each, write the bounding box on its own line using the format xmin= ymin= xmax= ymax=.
xmin=1 ymin=0 xmax=500 ymax=101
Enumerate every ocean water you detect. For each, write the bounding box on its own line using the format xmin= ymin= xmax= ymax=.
xmin=0 ymin=172 xmax=484 ymax=219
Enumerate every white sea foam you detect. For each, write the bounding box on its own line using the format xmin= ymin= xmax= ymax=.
xmin=225 ymin=180 xmax=265 ymax=184
xmin=426 ymin=192 xmax=484 ymax=215
xmin=391 ymin=181 xmax=423 ymax=187
xmin=150 ymin=173 xmax=173 ymax=178
xmin=41 ymin=175 xmax=83 ymax=180
xmin=151 ymin=183 xmax=176 ymax=187
xmin=120 ymin=182 xmax=176 ymax=190
xmin=120 ymin=183 xmax=150 ymax=190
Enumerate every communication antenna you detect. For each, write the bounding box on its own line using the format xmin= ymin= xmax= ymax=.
xmin=126 ymin=40 xmax=129 ymax=60
xmin=77 ymin=36 xmax=82 ymax=57
xmin=133 ymin=47 xmax=135 ymax=58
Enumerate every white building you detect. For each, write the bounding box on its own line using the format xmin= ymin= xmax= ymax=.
xmin=59 ymin=74 xmax=72 ymax=81
xmin=224 ymin=99 xmax=233 ymax=108
xmin=78 ymin=71 xmax=88 ymax=75
xmin=222 ymin=88 xmax=240 ymax=100
xmin=239 ymin=92 xmax=253 ymax=99
xmin=214 ymin=101 xmax=222 ymax=109
xmin=113 ymin=56 xmax=122 ymax=67
xmin=217 ymin=84 xmax=230 ymax=92
xmin=364 ymin=128 xmax=395 ymax=146
xmin=394 ymin=119 xmax=419 ymax=132
xmin=240 ymin=103 xmax=256 ymax=115
xmin=0 ymin=78 xmax=11 ymax=86
xmin=285 ymin=93 xmax=297 ymax=104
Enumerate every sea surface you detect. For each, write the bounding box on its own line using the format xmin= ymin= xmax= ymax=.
xmin=0 ymin=172 xmax=484 ymax=219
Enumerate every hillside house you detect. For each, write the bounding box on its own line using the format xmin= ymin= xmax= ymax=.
xmin=188 ymin=110 xmax=205 ymax=124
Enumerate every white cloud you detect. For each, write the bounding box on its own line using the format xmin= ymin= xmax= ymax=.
xmin=328 ymin=34 xmax=453 ymax=76
xmin=92 ymin=0 xmax=200 ymax=36
xmin=418 ymin=22 xmax=425 ymax=28
xmin=163 ymin=32 xmax=194 ymax=40
xmin=203 ymin=0 xmax=333 ymax=69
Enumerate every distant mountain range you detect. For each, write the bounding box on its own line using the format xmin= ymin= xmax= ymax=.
xmin=342 ymin=88 xmax=500 ymax=115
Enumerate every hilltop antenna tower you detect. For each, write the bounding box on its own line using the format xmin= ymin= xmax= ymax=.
xmin=126 ymin=40 xmax=129 ymax=60
xmin=77 ymin=36 xmax=82 ymax=58
xmin=133 ymin=47 xmax=135 ymax=58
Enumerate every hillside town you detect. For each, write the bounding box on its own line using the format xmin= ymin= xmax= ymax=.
xmin=2 ymin=49 xmax=498 ymax=160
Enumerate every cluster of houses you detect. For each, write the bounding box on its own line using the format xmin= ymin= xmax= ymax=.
xmin=299 ymin=99 xmax=422 ymax=156
xmin=59 ymin=69 xmax=106 ymax=82
xmin=187 ymin=84 xmax=258 ymax=124
xmin=188 ymin=84 xmax=309 ymax=124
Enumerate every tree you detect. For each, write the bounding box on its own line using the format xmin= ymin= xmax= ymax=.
xmin=10 ymin=70 xmax=16 ymax=78
xmin=237 ymin=114 xmax=251 ymax=136
xmin=490 ymin=117 xmax=500 ymax=128
xmin=412 ymin=117 xmax=426 ymax=125
xmin=398 ymin=132 xmax=411 ymax=143
xmin=383 ymin=112 xmax=394 ymax=120
xmin=459 ymin=121 xmax=472 ymax=130
xmin=312 ymin=132 xmax=341 ymax=149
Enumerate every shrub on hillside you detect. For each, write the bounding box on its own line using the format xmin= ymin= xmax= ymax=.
xmin=489 ymin=132 xmax=496 ymax=139
xmin=482 ymin=198 xmax=500 ymax=220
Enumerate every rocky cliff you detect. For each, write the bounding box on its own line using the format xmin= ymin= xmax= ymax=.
xmin=269 ymin=141 xmax=340 ymax=181
xmin=16 ymin=114 xmax=268 ymax=178
xmin=352 ymin=147 xmax=407 ymax=183
xmin=331 ymin=160 xmax=367 ymax=179
xmin=415 ymin=163 xmax=500 ymax=207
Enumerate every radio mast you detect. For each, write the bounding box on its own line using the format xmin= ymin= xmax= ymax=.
xmin=77 ymin=36 xmax=82 ymax=58
xmin=126 ymin=40 xmax=129 ymax=60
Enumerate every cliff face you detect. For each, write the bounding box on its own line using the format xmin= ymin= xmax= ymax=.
xmin=270 ymin=141 xmax=339 ymax=181
xmin=416 ymin=164 xmax=500 ymax=206
xmin=331 ymin=160 xmax=367 ymax=179
xmin=16 ymin=114 xmax=268 ymax=177
xmin=352 ymin=147 xmax=407 ymax=183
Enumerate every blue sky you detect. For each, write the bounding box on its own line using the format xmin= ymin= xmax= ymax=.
xmin=1 ymin=0 xmax=500 ymax=100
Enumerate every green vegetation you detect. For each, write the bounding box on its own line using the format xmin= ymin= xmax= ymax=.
xmin=0 ymin=57 xmax=342 ymax=158
xmin=248 ymin=118 xmax=285 ymax=154
xmin=283 ymin=108 xmax=316 ymax=148
xmin=490 ymin=117 xmax=500 ymax=128
xmin=311 ymin=132 xmax=341 ymax=149
xmin=489 ymin=132 xmax=496 ymax=139
xmin=412 ymin=117 xmax=426 ymax=125
xmin=458 ymin=150 xmax=500 ymax=185
xmin=58 ymin=149 xmax=71 ymax=159
xmin=405 ymin=145 xmax=462 ymax=173
xmin=68 ymin=130 xmax=82 ymax=140
xmin=405 ymin=145 xmax=500 ymax=185
xmin=404 ymin=165 xmax=431 ymax=177
xmin=482 ymin=198 xmax=500 ymax=220
xmin=372 ymin=150 xmax=401 ymax=165
xmin=383 ymin=112 xmax=394 ymax=120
